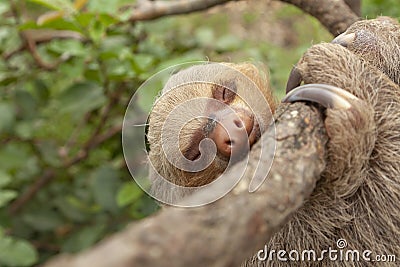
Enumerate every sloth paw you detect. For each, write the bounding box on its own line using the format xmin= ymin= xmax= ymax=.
xmin=282 ymin=83 xmax=371 ymax=136
xmin=282 ymin=82 xmax=376 ymax=192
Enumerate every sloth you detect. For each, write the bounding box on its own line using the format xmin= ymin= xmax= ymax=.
xmin=245 ymin=16 xmax=400 ymax=266
xmin=146 ymin=16 xmax=400 ymax=265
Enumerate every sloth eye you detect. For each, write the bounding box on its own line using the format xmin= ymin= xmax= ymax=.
xmin=183 ymin=128 xmax=204 ymax=161
xmin=212 ymin=81 xmax=237 ymax=103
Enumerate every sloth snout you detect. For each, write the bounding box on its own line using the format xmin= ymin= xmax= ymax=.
xmin=209 ymin=110 xmax=254 ymax=158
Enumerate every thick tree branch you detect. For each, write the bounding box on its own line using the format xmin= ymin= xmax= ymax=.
xmin=344 ymin=0 xmax=361 ymax=16
xmin=278 ymin=0 xmax=360 ymax=35
xmin=42 ymin=102 xmax=328 ymax=267
xmin=126 ymin=0 xmax=234 ymax=22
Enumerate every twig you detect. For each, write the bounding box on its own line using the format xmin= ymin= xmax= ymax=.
xmin=8 ymin=124 xmax=122 ymax=215
xmin=8 ymin=170 xmax=55 ymax=215
xmin=3 ymin=30 xmax=85 ymax=60
xmin=22 ymin=31 xmax=61 ymax=71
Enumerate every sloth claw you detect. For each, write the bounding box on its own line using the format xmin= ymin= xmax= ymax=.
xmin=331 ymin=32 xmax=356 ymax=47
xmin=282 ymin=83 xmax=360 ymax=110
xmin=286 ymin=67 xmax=303 ymax=94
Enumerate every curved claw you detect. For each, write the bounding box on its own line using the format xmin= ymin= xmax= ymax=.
xmin=331 ymin=32 xmax=356 ymax=48
xmin=282 ymin=84 xmax=359 ymax=109
xmin=286 ymin=66 xmax=303 ymax=94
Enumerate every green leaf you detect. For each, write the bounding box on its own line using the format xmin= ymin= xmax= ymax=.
xmin=89 ymin=19 xmax=105 ymax=44
xmin=87 ymin=0 xmax=119 ymax=13
xmin=18 ymin=21 xmax=40 ymax=31
xmin=57 ymin=82 xmax=106 ymax=117
xmin=54 ymin=196 xmax=89 ymax=222
xmin=0 ymin=73 xmax=19 ymax=86
xmin=131 ymin=54 xmax=155 ymax=74
xmin=91 ymin=166 xmax=120 ymax=213
xmin=0 ymin=171 xmax=11 ymax=188
xmin=28 ymin=0 xmax=73 ymax=12
xmin=116 ymin=182 xmax=143 ymax=207
xmin=0 ymin=190 xmax=17 ymax=208
xmin=15 ymin=121 xmax=34 ymax=139
xmin=0 ymin=102 xmax=15 ymax=134
xmin=61 ymin=224 xmax=105 ymax=253
xmin=215 ymin=35 xmax=241 ymax=52
xmin=36 ymin=141 xmax=61 ymax=167
xmin=36 ymin=17 xmax=82 ymax=33
xmin=0 ymin=2 xmax=9 ymax=16
xmin=47 ymin=39 xmax=87 ymax=56
xmin=22 ymin=209 xmax=63 ymax=232
xmin=75 ymin=13 xmax=95 ymax=28
xmin=129 ymin=195 xmax=159 ymax=219
xmin=14 ymin=90 xmax=37 ymax=119
xmin=0 ymin=236 xmax=38 ymax=267
xmin=195 ymin=27 xmax=215 ymax=47
xmin=0 ymin=143 xmax=30 ymax=172
xmin=98 ymin=14 xmax=118 ymax=27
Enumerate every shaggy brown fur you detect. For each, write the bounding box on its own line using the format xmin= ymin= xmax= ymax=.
xmin=337 ymin=16 xmax=400 ymax=85
xmin=245 ymin=17 xmax=400 ymax=266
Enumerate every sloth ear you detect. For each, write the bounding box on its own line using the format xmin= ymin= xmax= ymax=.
xmin=212 ymin=81 xmax=237 ymax=104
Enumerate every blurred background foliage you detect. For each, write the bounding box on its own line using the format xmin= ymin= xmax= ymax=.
xmin=0 ymin=0 xmax=398 ymax=266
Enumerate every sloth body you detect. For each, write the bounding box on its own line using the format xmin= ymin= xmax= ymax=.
xmin=248 ymin=16 xmax=400 ymax=266
xmin=147 ymin=17 xmax=400 ymax=266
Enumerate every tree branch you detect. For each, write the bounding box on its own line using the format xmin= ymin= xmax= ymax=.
xmin=344 ymin=0 xmax=361 ymax=16
xmin=42 ymin=102 xmax=328 ymax=267
xmin=278 ymin=0 xmax=360 ymax=35
xmin=126 ymin=0 xmax=234 ymax=22
xmin=20 ymin=30 xmax=82 ymax=70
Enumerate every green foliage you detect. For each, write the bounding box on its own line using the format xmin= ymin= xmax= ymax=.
xmin=0 ymin=231 xmax=38 ymax=267
xmin=363 ymin=0 xmax=400 ymax=19
xmin=0 ymin=0 xmax=396 ymax=266
xmin=0 ymin=172 xmax=17 ymax=208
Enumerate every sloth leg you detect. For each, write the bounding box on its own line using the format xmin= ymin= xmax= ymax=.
xmin=282 ymin=83 xmax=376 ymax=198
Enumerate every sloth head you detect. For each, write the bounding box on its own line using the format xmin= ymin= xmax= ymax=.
xmin=147 ymin=63 xmax=276 ymax=191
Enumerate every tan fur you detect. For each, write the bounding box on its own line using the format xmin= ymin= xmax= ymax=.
xmin=343 ymin=16 xmax=400 ymax=85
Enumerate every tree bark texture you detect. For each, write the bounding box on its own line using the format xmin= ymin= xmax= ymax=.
xmin=279 ymin=0 xmax=360 ymax=35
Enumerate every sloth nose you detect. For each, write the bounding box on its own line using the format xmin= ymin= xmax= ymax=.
xmin=209 ymin=111 xmax=254 ymax=158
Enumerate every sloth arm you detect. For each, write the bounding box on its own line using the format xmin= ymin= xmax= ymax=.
xmin=282 ymin=43 xmax=382 ymax=197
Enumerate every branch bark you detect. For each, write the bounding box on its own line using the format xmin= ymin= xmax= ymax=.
xmin=278 ymin=0 xmax=360 ymax=35
xmin=126 ymin=0 xmax=233 ymax=22
xmin=42 ymin=102 xmax=328 ymax=267
xmin=344 ymin=0 xmax=361 ymax=16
